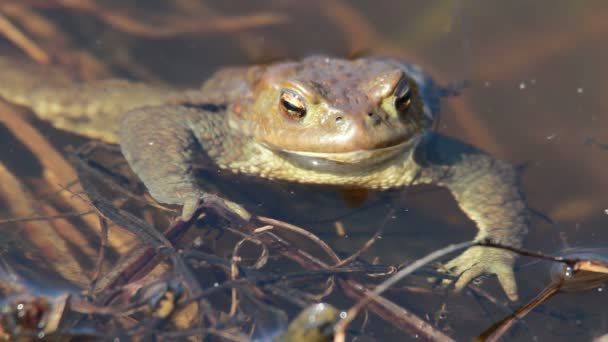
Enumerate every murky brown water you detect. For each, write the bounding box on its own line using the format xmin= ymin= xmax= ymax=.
xmin=1 ymin=1 xmax=607 ymax=341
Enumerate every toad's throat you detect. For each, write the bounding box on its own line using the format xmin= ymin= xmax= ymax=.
xmin=266 ymin=137 xmax=421 ymax=173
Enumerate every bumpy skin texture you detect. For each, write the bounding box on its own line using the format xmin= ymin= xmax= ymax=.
xmin=0 ymin=55 xmax=528 ymax=301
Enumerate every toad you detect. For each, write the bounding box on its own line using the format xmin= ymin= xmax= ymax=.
xmin=0 ymin=55 xmax=529 ymax=301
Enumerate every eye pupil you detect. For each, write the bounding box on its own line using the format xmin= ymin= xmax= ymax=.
xmin=394 ymin=86 xmax=412 ymax=112
xmin=282 ymin=99 xmax=301 ymax=112
xmin=280 ymin=90 xmax=307 ymax=119
xmin=395 ymin=95 xmax=411 ymax=111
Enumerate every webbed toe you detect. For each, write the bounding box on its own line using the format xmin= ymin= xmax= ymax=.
xmin=439 ymin=246 xmax=519 ymax=301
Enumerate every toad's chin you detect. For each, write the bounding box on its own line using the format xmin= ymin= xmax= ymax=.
xmin=266 ymin=135 xmax=421 ymax=173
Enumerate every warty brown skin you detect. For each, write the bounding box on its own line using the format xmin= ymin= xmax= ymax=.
xmin=0 ymin=55 xmax=528 ymax=301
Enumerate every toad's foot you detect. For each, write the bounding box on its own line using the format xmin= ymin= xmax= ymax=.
xmin=441 ymin=246 xmax=518 ymax=301
xmin=181 ymin=193 xmax=251 ymax=224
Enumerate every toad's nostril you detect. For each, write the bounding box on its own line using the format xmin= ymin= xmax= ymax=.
xmin=335 ymin=116 xmax=343 ymax=123
xmin=366 ymin=112 xmax=382 ymax=126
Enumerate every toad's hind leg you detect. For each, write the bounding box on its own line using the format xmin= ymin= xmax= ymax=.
xmin=119 ymin=105 xmax=250 ymax=221
xmin=0 ymin=56 xmax=178 ymax=143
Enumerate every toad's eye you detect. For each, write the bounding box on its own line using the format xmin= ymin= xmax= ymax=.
xmin=393 ymin=80 xmax=412 ymax=113
xmin=280 ymin=90 xmax=307 ymax=120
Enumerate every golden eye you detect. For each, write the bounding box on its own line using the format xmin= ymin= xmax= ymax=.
xmin=393 ymin=80 xmax=412 ymax=113
xmin=280 ymin=90 xmax=307 ymax=120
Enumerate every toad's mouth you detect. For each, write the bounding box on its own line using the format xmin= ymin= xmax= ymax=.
xmin=265 ymin=135 xmax=421 ymax=173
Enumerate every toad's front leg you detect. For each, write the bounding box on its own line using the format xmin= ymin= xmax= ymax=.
xmin=119 ymin=105 xmax=250 ymax=222
xmin=415 ymin=133 xmax=529 ymax=301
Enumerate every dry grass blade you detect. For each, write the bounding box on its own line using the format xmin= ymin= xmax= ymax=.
xmin=0 ymin=210 xmax=93 ymax=224
xmin=89 ymin=216 xmax=109 ymax=293
xmin=476 ymin=279 xmax=563 ymax=342
xmin=332 ymin=208 xmax=395 ymax=268
xmin=0 ymin=12 xmax=49 ymax=63
xmin=479 ymin=241 xmax=608 ymax=270
xmin=258 ymin=216 xmax=341 ymax=264
xmin=0 ymin=1 xmax=112 ymax=78
xmin=573 ymin=259 xmax=608 ymax=274
xmin=229 ymin=232 xmax=269 ymax=316
xmin=468 ymin=242 xmax=608 ymax=340
xmin=476 ymin=10 xmax=608 ymax=80
xmin=23 ymin=0 xmax=288 ymax=38
xmin=0 ymin=2 xmax=66 ymax=42
xmin=73 ymin=162 xmax=185 ymax=296
xmin=334 ymin=241 xmax=473 ymax=342
xmin=93 ymin=11 xmax=288 ymax=38
xmin=0 ymin=163 xmax=90 ymax=285
xmin=0 ymin=101 xmax=133 ymax=254
xmin=236 ymin=220 xmax=452 ymax=340
xmin=311 ymin=0 xmax=417 ymax=62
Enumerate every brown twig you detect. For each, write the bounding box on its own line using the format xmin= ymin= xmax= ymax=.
xmin=477 ymin=240 xmax=608 ymax=271
xmin=257 ymin=216 xmax=341 ymax=264
xmin=229 ymin=231 xmax=270 ymax=317
xmin=333 ymin=208 xmax=395 ymax=268
xmin=239 ymin=217 xmax=453 ymax=340
xmin=476 ymin=279 xmax=564 ymax=342
xmin=334 ymin=241 xmax=473 ymax=342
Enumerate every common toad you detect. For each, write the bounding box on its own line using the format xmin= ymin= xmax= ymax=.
xmin=0 ymin=55 xmax=529 ymax=301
